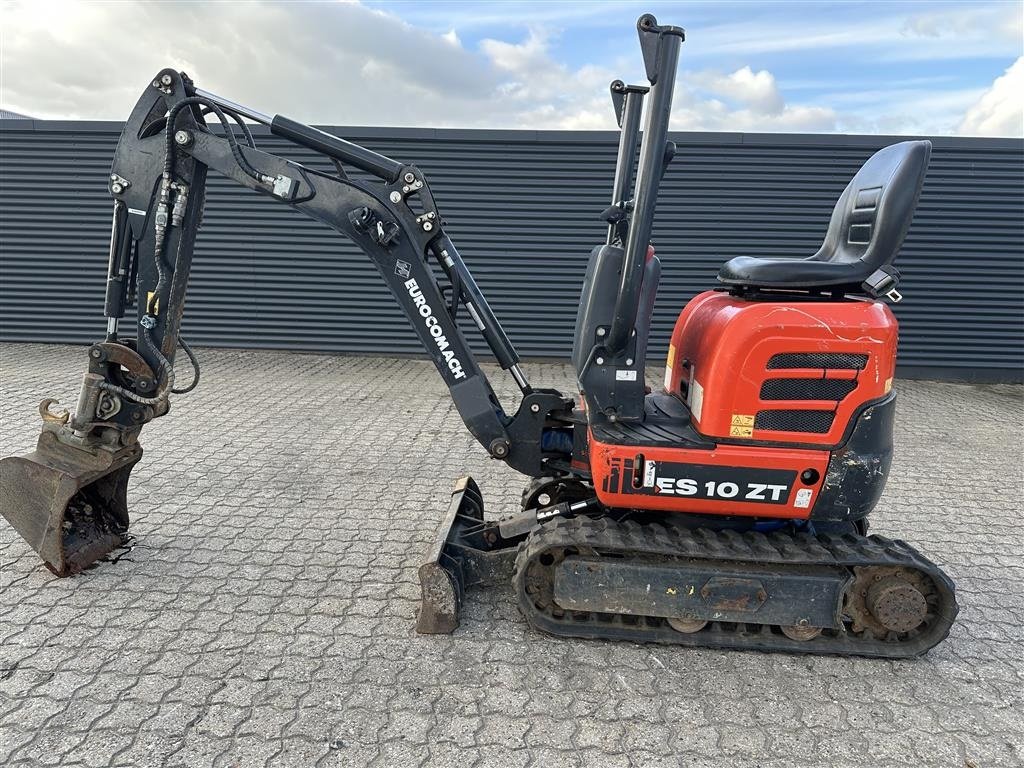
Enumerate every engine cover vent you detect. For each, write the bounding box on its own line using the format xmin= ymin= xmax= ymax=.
xmin=760 ymin=378 xmax=858 ymax=401
xmin=755 ymin=409 xmax=835 ymax=433
xmin=767 ymin=353 xmax=868 ymax=370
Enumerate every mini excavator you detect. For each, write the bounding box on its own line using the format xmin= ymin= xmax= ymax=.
xmin=0 ymin=15 xmax=957 ymax=657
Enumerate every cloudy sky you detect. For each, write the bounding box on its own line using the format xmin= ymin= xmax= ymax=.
xmin=1 ymin=0 xmax=1021 ymax=136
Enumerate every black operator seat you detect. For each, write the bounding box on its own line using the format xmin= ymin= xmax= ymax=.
xmin=718 ymin=140 xmax=931 ymax=295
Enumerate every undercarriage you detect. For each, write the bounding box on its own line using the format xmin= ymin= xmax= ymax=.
xmin=419 ymin=477 xmax=957 ymax=658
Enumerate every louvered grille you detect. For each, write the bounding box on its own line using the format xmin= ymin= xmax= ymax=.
xmin=760 ymin=378 xmax=858 ymax=401
xmin=766 ymin=353 xmax=868 ymax=370
xmin=755 ymin=409 xmax=835 ymax=433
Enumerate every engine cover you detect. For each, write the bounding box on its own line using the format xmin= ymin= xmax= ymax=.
xmin=664 ymin=290 xmax=897 ymax=446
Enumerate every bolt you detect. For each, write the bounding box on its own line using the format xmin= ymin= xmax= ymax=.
xmin=530 ymin=403 xmax=540 ymax=413
xmin=389 ymin=191 xmax=402 ymax=203
xmin=89 ymin=348 xmax=102 ymax=359
xmin=131 ymin=411 xmax=142 ymax=422
xmin=402 ymin=185 xmax=410 ymax=193
xmin=596 ymin=357 xmax=605 ymax=365
xmin=423 ymin=222 xmax=433 ymax=231
xmin=798 ymin=618 xmax=809 ymax=626
xmin=160 ymin=74 xmax=173 ymax=86
xmin=427 ymin=212 xmax=435 ymax=218
xmin=596 ymin=328 xmax=606 ymax=337
xmin=110 ymin=174 xmax=118 ymax=181
xmin=626 ymin=358 xmax=634 ymax=366
xmin=174 ymin=130 xmax=191 ymax=146
xmin=111 ymin=182 xmax=124 ymax=194
xmin=404 ymin=172 xmax=415 ymax=183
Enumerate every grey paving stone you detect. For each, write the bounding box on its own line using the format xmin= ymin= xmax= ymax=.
xmin=1 ymin=343 xmax=1022 ymax=768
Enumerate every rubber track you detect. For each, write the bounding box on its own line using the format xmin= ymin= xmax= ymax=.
xmin=513 ymin=516 xmax=958 ymax=658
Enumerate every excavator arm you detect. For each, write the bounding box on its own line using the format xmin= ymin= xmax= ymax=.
xmin=0 ymin=68 xmax=573 ymax=577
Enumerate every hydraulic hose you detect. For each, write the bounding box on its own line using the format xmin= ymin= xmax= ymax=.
xmin=200 ymin=105 xmax=256 ymax=149
xmin=147 ymin=95 xmax=270 ymax=316
xmin=128 ymin=94 xmax=253 ymax=397
xmin=98 ymin=324 xmax=174 ymax=406
xmin=171 ymin=336 xmax=200 ymax=394
xmin=164 ymin=96 xmax=265 ymax=185
xmin=98 ymin=333 xmax=199 ymax=405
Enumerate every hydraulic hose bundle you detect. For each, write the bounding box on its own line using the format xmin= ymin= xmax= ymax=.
xmin=105 ymin=95 xmax=262 ymax=407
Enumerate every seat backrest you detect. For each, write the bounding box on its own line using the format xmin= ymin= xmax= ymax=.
xmin=812 ymin=140 xmax=931 ymax=269
xmin=572 ymin=244 xmax=660 ymax=380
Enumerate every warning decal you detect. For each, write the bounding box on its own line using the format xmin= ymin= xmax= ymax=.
xmin=730 ymin=414 xmax=754 ymax=438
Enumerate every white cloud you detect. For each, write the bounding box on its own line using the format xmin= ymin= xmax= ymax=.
xmin=958 ymin=57 xmax=1024 ymax=137
xmin=0 ymin=0 xmax=1014 ymax=138
xmin=690 ymin=2 xmax=1022 ymax=63
xmin=677 ymin=66 xmax=836 ymax=133
xmin=481 ymin=29 xmax=552 ymax=74
xmin=0 ymin=1 xmax=497 ymax=123
xmin=901 ymin=4 xmax=1023 ymax=45
xmin=692 ymin=66 xmax=785 ymax=115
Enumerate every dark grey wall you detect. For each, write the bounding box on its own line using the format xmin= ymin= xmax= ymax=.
xmin=1 ymin=121 xmax=1021 ymax=381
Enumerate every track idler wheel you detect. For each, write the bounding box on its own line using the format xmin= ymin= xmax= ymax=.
xmin=867 ymin=576 xmax=929 ymax=633
xmin=846 ymin=565 xmax=934 ymax=638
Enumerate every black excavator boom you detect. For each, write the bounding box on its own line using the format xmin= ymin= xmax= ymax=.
xmin=0 ymin=66 xmax=572 ymax=578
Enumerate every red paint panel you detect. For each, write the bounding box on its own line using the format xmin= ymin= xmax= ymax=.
xmin=589 ymin=429 xmax=829 ymax=519
xmin=663 ymin=291 xmax=897 ymax=446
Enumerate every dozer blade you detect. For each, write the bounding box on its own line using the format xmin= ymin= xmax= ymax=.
xmin=0 ymin=430 xmax=141 ymax=576
xmin=416 ymin=476 xmax=518 ymax=634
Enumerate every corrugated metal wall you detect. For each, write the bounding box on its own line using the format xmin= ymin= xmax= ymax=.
xmin=1 ymin=121 xmax=1021 ymax=381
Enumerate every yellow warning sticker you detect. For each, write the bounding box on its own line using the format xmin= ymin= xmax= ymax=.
xmin=666 ymin=344 xmax=676 ymax=369
xmin=730 ymin=414 xmax=754 ymax=437
xmin=146 ymin=291 xmax=160 ymax=314
xmin=884 ymin=377 xmax=893 ymax=394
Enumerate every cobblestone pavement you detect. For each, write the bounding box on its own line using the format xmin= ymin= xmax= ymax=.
xmin=1 ymin=343 xmax=1021 ymax=768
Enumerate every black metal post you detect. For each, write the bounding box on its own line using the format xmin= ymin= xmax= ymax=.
xmin=606 ymin=18 xmax=683 ymax=356
xmin=607 ymin=83 xmax=646 ymax=245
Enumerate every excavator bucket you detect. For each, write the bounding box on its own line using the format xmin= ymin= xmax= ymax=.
xmin=0 ymin=429 xmax=141 ymax=576
xmin=416 ymin=477 xmax=517 ymax=633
